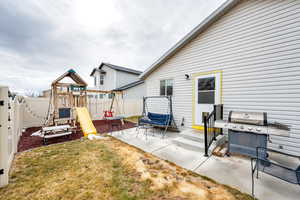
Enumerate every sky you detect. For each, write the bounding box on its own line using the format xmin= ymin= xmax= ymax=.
xmin=0 ymin=0 xmax=225 ymax=94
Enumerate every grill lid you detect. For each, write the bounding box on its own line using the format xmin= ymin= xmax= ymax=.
xmin=228 ymin=111 xmax=267 ymax=126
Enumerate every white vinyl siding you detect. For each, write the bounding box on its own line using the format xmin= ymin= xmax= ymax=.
xmin=123 ymin=83 xmax=145 ymax=100
xmin=160 ymin=79 xmax=173 ymax=96
xmin=94 ymin=66 xmax=116 ymax=91
xmin=144 ymin=0 xmax=300 ymax=155
xmin=116 ymin=71 xmax=140 ymax=88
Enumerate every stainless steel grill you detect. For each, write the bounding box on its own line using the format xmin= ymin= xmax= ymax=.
xmin=214 ymin=110 xmax=290 ymax=157
xmin=228 ymin=111 xmax=267 ymax=126
xmin=215 ymin=111 xmax=289 ymax=136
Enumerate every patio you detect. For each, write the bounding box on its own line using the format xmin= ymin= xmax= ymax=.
xmin=111 ymin=128 xmax=300 ymax=200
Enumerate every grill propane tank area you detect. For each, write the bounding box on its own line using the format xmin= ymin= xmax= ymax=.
xmin=214 ymin=111 xmax=290 ymax=157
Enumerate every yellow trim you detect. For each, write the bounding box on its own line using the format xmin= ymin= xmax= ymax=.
xmin=192 ymin=126 xmax=222 ymax=133
xmin=192 ymin=125 xmax=204 ymax=130
xmin=192 ymin=70 xmax=223 ymax=129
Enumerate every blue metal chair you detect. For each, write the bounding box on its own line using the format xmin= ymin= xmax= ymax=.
xmin=138 ymin=96 xmax=178 ymax=138
xmin=139 ymin=112 xmax=172 ymax=137
xmin=251 ymin=147 xmax=300 ymax=198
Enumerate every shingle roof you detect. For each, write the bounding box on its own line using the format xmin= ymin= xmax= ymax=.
xmin=89 ymin=68 xmax=106 ymax=76
xmin=102 ymin=63 xmax=142 ymax=75
xmin=113 ymin=80 xmax=144 ymax=91
xmin=90 ymin=62 xmax=142 ymax=76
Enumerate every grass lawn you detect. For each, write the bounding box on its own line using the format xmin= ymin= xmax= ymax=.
xmin=124 ymin=115 xmax=141 ymax=124
xmin=0 ymin=137 xmax=253 ymax=200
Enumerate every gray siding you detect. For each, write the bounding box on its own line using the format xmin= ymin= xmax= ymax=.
xmin=144 ymin=0 xmax=300 ymax=155
xmin=93 ymin=66 xmax=140 ymax=91
xmin=123 ymin=83 xmax=145 ymax=100
xmin=93 ymin=65 xmax=117 ymax=91
xmin=116 ymin=71 xmax=140 ymax=88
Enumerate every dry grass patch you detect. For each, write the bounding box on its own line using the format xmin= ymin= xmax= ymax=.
xmin=124 ymin=116 xmax=141 ymax=124
xmin=0 ymin=137 xmax=253 ymax=200
xmin=108 ymin=139 xmax=254 ymax=200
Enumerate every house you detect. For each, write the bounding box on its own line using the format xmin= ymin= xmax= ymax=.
xmin=113 ymin=80 xmax=145 ymax=117
xmin=113 ymin=80 xmax=145 ymax=100
xmin=90 ymin=62 xmax=143 ymax=97
xmin=41 ymin=89 xmax=51 ymax=98
xmin=88 ymin=62 xmax=145 ymax=118
xmin=139 ymin=0 xmax=300 ymax=156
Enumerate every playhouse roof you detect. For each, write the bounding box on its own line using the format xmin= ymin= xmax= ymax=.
xmin=52 ymin=69 xmax=87 ymax=86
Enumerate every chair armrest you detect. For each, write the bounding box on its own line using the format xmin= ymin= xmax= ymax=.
xmin=256 ymin=147 xmax=300 ymax=158
xmin=256 ymin=147 xmax=300 ymax=171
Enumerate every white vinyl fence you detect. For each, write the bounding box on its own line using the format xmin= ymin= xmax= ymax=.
xmin=87 ymin=96 xmax=143 ymax=120
xmin=0 ymin=86 xmax=24 ymax=187
xmin=0 ymin=86 xmax=142 ymax=187
xmin=22 ymin=96 xmax=143 ymax=126
xmin=22 ymin=97 xmax=49 ymax=128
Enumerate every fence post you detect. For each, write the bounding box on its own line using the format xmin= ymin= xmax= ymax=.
xmin=204 ymin=115 xmax=208 ymax=157
xmin=0 ymin=86 xmax=9 ymax=187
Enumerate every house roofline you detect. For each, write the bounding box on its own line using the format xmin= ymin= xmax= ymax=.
xmin=113 ymin=80 xmax=144 ymax=91
xmin=90 ymin=62 xmax=142 ymax=77
xmin=139 ymin=0 xmax=240 ymax=80
xmin=90 ymin=68 xmax=106 ymax=77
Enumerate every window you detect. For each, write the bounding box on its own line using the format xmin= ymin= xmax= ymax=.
xmin=99 ymin=94 xmax=104 ymax=99
xmin=108 ymin=93 xmax=114 ymax=99
xmin=160 ymin=79 xmax=173 ymax=96
xmin=100 ymin=74 xmax=104 ymax=85
xmin=94 ymin=76 xmax=97 ymax=86
xmin=198 ymin=77 xmax=215 ymax=104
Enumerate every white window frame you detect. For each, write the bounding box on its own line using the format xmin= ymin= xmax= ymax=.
xmin=160 ymin=79 xmax=173 ymax=96
xmin=100 ymin=74 xmax=104 ymax=85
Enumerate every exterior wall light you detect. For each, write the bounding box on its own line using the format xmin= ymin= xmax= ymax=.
xmin=185 ymin=74 xmax=190 ymax=80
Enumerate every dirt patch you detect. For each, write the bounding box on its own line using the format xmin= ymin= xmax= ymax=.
xmin=107 ymin=138 xmax=253 ymax=200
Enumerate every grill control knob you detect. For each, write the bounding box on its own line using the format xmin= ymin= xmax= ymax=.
xmin=248 ymin=127 xmax=253 ymax=131
xmin=240 ymin=125 xmax=244 ymax=130
xmin=232 ymin=125 xmax=237 ymax=128
xmin=256 ymin=128 xmax=261 ymax=132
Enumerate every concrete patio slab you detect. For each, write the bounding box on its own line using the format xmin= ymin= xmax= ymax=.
xmin=152 ymin=144 xmax=208 ymax=170
xmin=112 ymin=128 xmax=300 ymax=200
xmin=112 ymin=128 xmax=208 ymax=171
xmin=110 ymin=128 xmax=176 ymax=153
xmin=195 ymin=155 xmax=300 ymax=200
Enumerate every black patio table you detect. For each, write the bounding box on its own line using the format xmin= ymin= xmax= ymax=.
xmin=251 ymin=147 xmax=300 ymax=198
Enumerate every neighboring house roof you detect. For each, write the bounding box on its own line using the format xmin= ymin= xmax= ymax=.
xmin=113 ymin=80 xmax=144 ymax=91
xmin=90 ymin=62 xmax=142 ymax=76
xmin=139 ymin=0 xmax=239 ymax=79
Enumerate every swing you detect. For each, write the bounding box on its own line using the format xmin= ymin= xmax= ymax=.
xmin=139 ymin=96 xmax=178 ymax=137
xmin=103 ymin=92 xmax=115 ymax=118
xmin=104 ymin=110 xmax=114 ymax=118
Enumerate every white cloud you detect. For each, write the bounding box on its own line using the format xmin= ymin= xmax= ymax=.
xmin=0 ymin=0 xmax=225 ymax=93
